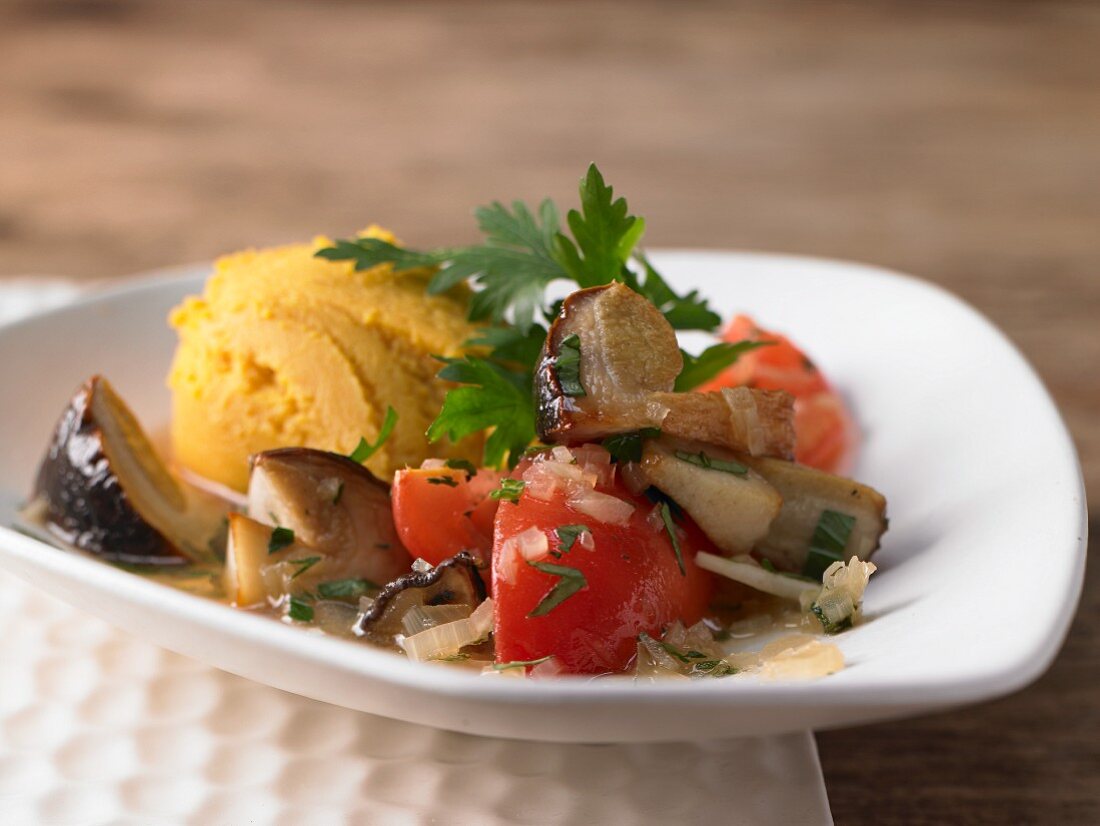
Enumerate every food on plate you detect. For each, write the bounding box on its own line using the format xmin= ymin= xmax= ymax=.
xmin=24 ymin=164 xmax=888 ymax=682
xmin=167 ymin=226 xmax=481 ymax=492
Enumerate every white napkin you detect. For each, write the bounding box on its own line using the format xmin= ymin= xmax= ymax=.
xmin=0 ymin=278 xmax=832 ymax=826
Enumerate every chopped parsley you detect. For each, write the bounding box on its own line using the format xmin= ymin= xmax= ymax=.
xmin=288 ymin=596 xmax=314 ymax=622
xmin=289 ymin=556 xmax=321 ymax=579
xmin=658 ymin=502 xmax=686 ymax=576
xmin=490 ymin=478 xmax=526 ymax=504
xmin=444 ymin=458 xmax=478 ymax=477
xmin=332 ymin=481 xmax=345 ymax=505
xmin=802 ymin=509 xmax=857 ymax=580
xmin=602 ymin=428 xmax=661 ymax=463
xmin=554 ymin=333 xmax=586 ymax=397
xmin=427 ymin=475 xmax=459 ymax=487
xmin=492 ymin=655 xmax=553 ymax=671
xmin=674 ymin=450 xmax=748 ymax=476
xmin=554 ymin=524 xmax=591 ymax=556
xmin=317 ymin=578 xmax=377 ymax=600
xmin=316 ymin=165 xmax=724 ymax=470
xmin=349 ymin=405 xmax=398 ymax=463
xmin=527 ymin=561 xmax=588 ymax=617
xmin=811 ymin=603 xmax=853 ymax=635
xmin=268 ymin=526 xmax=295 ymax=555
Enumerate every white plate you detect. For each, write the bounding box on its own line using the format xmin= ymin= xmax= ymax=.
xmin=0 ymin=252 xmax=1086 ymax=743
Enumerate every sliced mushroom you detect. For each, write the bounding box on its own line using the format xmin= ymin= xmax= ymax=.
xmin=32 ymin=376 xmax=215 ymax=564
xmin=741 ymin=456 xmax=888 ymax=572
xmin=223 ymin=511 xmax=344 ymax=606
xmin=247 ymin=447 xmax=411 ymax=586
xmin=535 ymin=283 xmax=795 ymax=458
xmin=640 ymin=439 xmax=783 ymax=555
xmin=355 ymin=552 xmax=486 ymax=645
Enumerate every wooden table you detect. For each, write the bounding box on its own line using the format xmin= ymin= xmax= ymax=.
xmin=1 ymin=1 xmax=1096 ymax=821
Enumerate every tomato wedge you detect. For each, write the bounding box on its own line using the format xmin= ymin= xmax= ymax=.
xmin=391 ymin=466 xmax=501 ymax=567
xmin=701 ymin=314 xmax=859 ymax=475
xmin=492 ymin=461 xmax=714 ymax=675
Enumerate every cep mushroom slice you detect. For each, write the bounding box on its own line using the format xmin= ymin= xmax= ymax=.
xmin=31 ymin=376 xmax=207 ymax=564
xmin=223 ymin=511 xmax=322 ymax=606
xmin=355 ymin=552 xmax=486 ymax=645
xmin=640 ymin=440 xmax=782 ymax=555
xmin=535 ymin=283 xmax=795 ymax=458
xmin=247 ymin=447 xmax=412 ymax=587
xmin=741 ymin=456 xmax=888 ymax=572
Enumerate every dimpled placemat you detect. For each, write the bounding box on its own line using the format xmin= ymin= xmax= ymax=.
xmin=0 ymin=281 xmax=832 ymax=826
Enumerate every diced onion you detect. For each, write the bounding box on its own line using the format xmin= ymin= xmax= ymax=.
xmin=411 ymin=558 xmax=434 ymax=573
xmin=529 ymin=656 xmax=567 ymax=680
xmin=695 ymin=552 xmax=819 ymax=602
xmin=496 ymin=527 xmax=550 ymax=584
xmin=400 ymin=598 xmax=494 ymax=662
xmin=550 ymin=446 xmax=575 ymax=464
xmin=567 ymin=487 xmax=634 ymax=525
xmin=401 ymin=603 xmax=472 ymax=636
xmin=812 ymin=557 xmax=877 ymax=630
xmin=419 ymin=458 xmax=447 ymax=470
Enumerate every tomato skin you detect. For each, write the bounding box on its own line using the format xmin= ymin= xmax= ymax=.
xmin=391 ymin=467 xmax=501 ymax=567
xmin=701 ymin=314 xmax=858 ymax=475
xmin=492 ymin=476 xmax=714 ymax=675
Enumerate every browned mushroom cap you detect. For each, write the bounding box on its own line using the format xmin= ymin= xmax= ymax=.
xmin=535 ymin=283 xmax=795 ymax=458
xmin=640 ymin=439 xmax=783 ymax=556
xmin=32 ymin=376 xmax=205 ymax=564
xmin=355 ymin=552 xmax=486 ymax=645
xmin=247 ymin=447 xmax=412 ymax=587
xmin=740 ymin=455 xmax=888 ymax=572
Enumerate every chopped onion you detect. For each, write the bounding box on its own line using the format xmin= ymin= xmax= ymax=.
xmin=401 ymin=603 xmax=472 ymax=636
xmin=721 ymin=387 xmax=765 ymax=456
xmin=400 ymin=598 xmax=494 ymax=663
xmin=811 ymin=556 xmax=877 ymax=631
xmin=496 ymin=527 xmax=550 ymax=584
xmin=529 ymin=655 xmax=567 ymax=680
xmin=550 ymin=446 xmax=575 ymax=464
xmin=419 ymin=458 xmax=447 ymax=470
xmin=695 ymin=552 xmax=819 ymax=602
xmin=567 ymin=487 xmax=634 ymax=525
xmin=411 ymin=558 xmax=433 ymax=574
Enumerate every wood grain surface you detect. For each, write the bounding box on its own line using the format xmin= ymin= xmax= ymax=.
xmin=1 ymin=1 xmax=1096 ymax=822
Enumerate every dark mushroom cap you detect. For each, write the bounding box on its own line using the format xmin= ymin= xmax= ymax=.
xmin=355 ymin=552 xmax=486 ymax=644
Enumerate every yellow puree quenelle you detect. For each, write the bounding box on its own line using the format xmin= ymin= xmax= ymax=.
xmin=167 ymin=227 xmax=481 ymax=492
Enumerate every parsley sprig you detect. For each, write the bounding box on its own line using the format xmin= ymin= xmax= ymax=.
xmin=317 ymin=164 xmax=757 ymax=468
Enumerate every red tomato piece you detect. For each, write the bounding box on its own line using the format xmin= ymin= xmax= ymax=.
xmin=492 ymin=471 xmax=714 ymax=675
xmin=700 ymin=314 xmax=859 ymax=475
xmin=391 ymin=467 xmax=501 ymax=567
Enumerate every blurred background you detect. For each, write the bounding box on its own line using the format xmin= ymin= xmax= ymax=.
xmin=1 ymin=0 xmax=1096 ymax=822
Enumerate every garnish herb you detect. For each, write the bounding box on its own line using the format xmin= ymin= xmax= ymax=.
xmin=317 ymin=165 xmax=724 ymax=469
xmin=349 ymin=405 xmax=398 ymax=463
xmin=658 ymin=502 xmax=686 ymax=576
xmin=288 ymin=595 xmax=314 ymax=622
xmin=674 ymin=340 xmax=774 ymax=392
xmin=444 ymin=458 xmax=478 ymax=477
xmin=802 ymin=509 xmax=857 ymax=580
xmin=492 ymin=655 xmax=553 ymax=671
xmin=674 ymin=450 xmax=748 ymax=477
xmin=427 ymin=475 xmax=459 ymax=487
xmin=427 ymin=356 xmax=535 ymax=470
xmin=811 ymin=603 xmax=853 ymax=635
xmin=490 ymin=478 xmax=526 ymax=504
xmin=289 ymin=556 xmax=321 ymax=579
xmin=317 ymin=578 xmax=377 ymax=599
xmin=602 ymin=428 xmax=661 ymax=464
xmin=268 ymin=526 xmax=295 ymax=554
xmin=555 ymin=524 xmax=591 ymax=556
xmin=332 ymin=481 xmax=345 ymax=505
xmin=554 ymin=333 xmax=586 ymax=397
xmin=527 ymin=561 xmax=588 ymax=616
xmin=691 ymin=660 xmax=737 ymax=677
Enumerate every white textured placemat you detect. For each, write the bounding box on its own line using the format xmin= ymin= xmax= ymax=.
xmin=0 ymin=278 xmax=832 ymax=825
